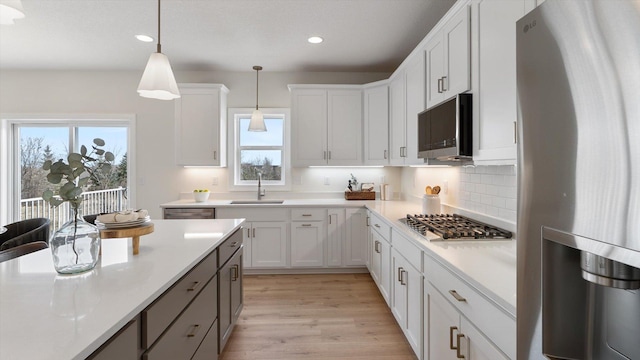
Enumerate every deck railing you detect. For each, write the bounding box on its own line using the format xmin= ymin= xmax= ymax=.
xmin=20 ymin=187 xmax=127 ymax=231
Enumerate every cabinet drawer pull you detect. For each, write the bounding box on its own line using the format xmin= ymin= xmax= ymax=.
xmin=301 ymin=224 xmax=312 ymax=227
xmin=397 ymin=267 xmax=404 ymax=283
xmin=231 ymin=264 xmax=239 ymax=281
xmin=187 ymin=324 xmax=200 ymax=338
xmin=230 ymin=241 xmax=239 ymax=247
xmin=449 ymin=290 xmax=467 ymax=302
xmin=456 ymin=333 xmax=465 ymax=359
xmin=187 ymin=281 xmax=201 ymax=292
xmin=400 ymin=269 xmax=407 ymax=285
xmin=450 ymin=326 xmax=458 ymax=350
xmin=302 ymin=214 xmax=312 ymax=217
xmin=374 ymin=223 xmax=381 ymax=228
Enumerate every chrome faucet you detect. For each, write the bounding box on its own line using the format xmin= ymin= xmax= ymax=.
xmin=257 ymin=172 xmax=266 ymax=200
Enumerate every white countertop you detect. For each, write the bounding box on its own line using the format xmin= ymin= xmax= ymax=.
xmin=160 ymin=198 xmax=517 ymax=316
xmin=0 ymin=219 xmax=245 ymax=360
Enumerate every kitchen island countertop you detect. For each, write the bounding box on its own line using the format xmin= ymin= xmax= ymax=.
xmin=0 ymin=218 xmax=244 ymax=360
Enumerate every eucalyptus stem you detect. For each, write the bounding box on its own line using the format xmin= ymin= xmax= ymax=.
xmin=72 ymin=206 xmax=80 ymax=265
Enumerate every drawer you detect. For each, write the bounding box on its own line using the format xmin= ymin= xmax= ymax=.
xmin=391 ymin=228 xmax=422 ymax=272
xmin=216 ymin=207 xmax=288 ymax=221
xmin=142 ymin=251 xmax=217 ymax=348
xmin=291 ymin=208 xmax=325 ymax=221
xmin=369 ymin=212 xmax=391 ymax=240
xmin=191 ymin=319 xmax=218 ymax=360
xmin=425 ymin=254 xmax=516 ymax=359
xmin=163 ymin=208 xmax=215 ymax=219
xmin=218 ymin=229 xmax=243 ymax=267
xmin=144 ymin=276 xmax=218 ymax=360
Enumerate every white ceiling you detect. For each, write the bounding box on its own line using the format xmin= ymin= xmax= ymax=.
xmin=0 ymin=0 xmax=456 ymax=73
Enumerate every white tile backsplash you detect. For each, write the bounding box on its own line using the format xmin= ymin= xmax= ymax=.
xmin=459 ymin=165 xmax=517 ymax=223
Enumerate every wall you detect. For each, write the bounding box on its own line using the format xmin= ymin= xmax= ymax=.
xmin=0 ymin=69 xmax=393 ymax=219
xmin=402 ymin=164 xmax=517 ymax=224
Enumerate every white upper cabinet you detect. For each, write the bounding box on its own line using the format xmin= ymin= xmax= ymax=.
xmin=426 ymin=5 xmax=471 ymax=109
xmin=389 ymin=72 xmax=406 ymax=165
xmin=363 ymin=82 xmax=389 ymax=165
xmin=290 ymin=86 xmax=362 ymax=166
xmin=404 ymin=51 xmax=426 ymax=165
xmin=175 ymin=84 xmax=228 ymax=166
xmin=471 ymin=0 xmax=527 ymax=164
xmin=387 ymin=53 xmax=424 ymax=166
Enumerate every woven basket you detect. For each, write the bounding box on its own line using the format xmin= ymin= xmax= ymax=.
xmin=344 ymin=191 xmax=376 ymax=200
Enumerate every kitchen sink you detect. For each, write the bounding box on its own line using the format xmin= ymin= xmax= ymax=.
xmin=229 ymin=200 xmax=285 ymax=205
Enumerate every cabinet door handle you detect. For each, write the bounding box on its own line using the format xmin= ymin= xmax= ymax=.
xmin=187 ymin=324 xmax=201 ymax=338
xmin=449 ymin=290 xmax=467 ymax=302
xmin=252 ymin=228 xmax=256 ymax=238
xmin=456 ymin=333 xmax=466 ymax=359
xmin=400 ymin=269 xmax=407 ymax=285
xmin=441 ymin=76 xmax=448 ymax=92
xmin=323 ymin=150 xmax=327 ymax=160
xmin=213 ymin=150 xmax=217 ymax=160
xmin=438 ymin=78 xmax=443 ymax=93
xmin=397 ymin=267 xmax=404 ymax=283
xmin=301 ymin=224 xmax=312 ymax=227
xmin=187 ymin=281 xmax=201 ymax=292
xmin=374 ymin=241 xmax=379 ymax=253
xmin=450 ymin=326 xmax=458 ymax=350
xmin=247 ymin=228 xmax=251 ymax=238
xmin=231 ymin=264 xmax=239 ymax=281
xmin=384 ymin=149 xmax=388 ymax=159
xmin=328 ymin=150 xmax=332 ymax=160
xmin=366 ymin=217 xmax=370 ymax=226
xmin=513 ymin=121 xmax=517 ymax=144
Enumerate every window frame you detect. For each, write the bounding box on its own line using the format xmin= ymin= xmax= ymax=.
xmin=227 ymin=108 xmax=291 ymax=191
xmin=0 ymin=114 xmax=136 ymax=225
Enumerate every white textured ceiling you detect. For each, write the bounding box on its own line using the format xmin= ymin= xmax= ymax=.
xmin=0 ymin=0 xmax=456 ymax=72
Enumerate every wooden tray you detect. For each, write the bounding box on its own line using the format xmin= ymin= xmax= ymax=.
xmin=99 ymin=222 xmax=154 ymax=255
xmin=344 ymin=191 xmax=376 ymax=200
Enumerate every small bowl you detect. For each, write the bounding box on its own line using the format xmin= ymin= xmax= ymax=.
xmin=193 ymin=192 xmax=210 ymax=202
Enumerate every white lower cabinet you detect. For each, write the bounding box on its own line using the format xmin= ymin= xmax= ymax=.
xmin=291 ymin=220 xmax=325 ymax=267
xmin=344 ymin=208 xmax=368 ymax=266
xmin=425 ymin=282 xmax=508 ymax=360
xmin=369 ymin=227 xmax=391 ymax=305
xmin=327 ymin=208 xmax=346 ymax=267
xmin=391 ymin=247 xmax=423 ymax=358
xmin=250 ymin=222 xmax=288 ymax=268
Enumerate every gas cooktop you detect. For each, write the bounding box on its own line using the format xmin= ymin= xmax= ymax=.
xmin=400 ymin=213 xmax=513 ymax=241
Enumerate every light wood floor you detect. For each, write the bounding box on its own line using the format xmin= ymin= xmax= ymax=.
xmin=220 ymin=273 xmax=417 ymax=360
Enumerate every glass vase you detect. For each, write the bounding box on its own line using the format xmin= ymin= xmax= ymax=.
xmin=50 ymin=208 xmax=100 ymax=275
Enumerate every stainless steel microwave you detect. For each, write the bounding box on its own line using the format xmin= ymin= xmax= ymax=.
xmin=417 ymin=94 xmax=472 ymax=161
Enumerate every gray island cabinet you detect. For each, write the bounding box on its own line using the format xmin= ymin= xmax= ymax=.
xmin=0 ymin=219 xmax=244 ymax=360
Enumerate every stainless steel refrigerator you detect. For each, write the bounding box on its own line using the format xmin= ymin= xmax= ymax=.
xmin=517 ymin=1 xmax=640 ymax=359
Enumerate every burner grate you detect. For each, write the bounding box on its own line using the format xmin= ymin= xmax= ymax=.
xmin=402 ymin=213 xmax=512 ymax=240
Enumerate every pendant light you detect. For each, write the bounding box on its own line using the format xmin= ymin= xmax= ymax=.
xmin=137 ymin=0 xmax=180 ymax=100
xmin=248 ymin=66 xmax=267 ymax=132
xmin=0 ymin=0 xmax=25 ymax=25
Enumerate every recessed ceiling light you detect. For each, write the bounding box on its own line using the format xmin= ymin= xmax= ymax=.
xmin=135 ymin=34 xmax=154 ymax=43
xmin=307 ymin=36 xmax=324 ymax=44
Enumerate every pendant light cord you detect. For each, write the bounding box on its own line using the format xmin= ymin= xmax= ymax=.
xmin=255 ymin=68 xmax=259 ymax=110
xmin=156 ymin=0 xmax=162 ymax=53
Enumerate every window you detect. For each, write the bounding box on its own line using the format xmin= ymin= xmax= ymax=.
xmin=1 ymin=116 xmax=135 ymax=229
xmin=228 ymin=108 xmax=290 ymax=189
